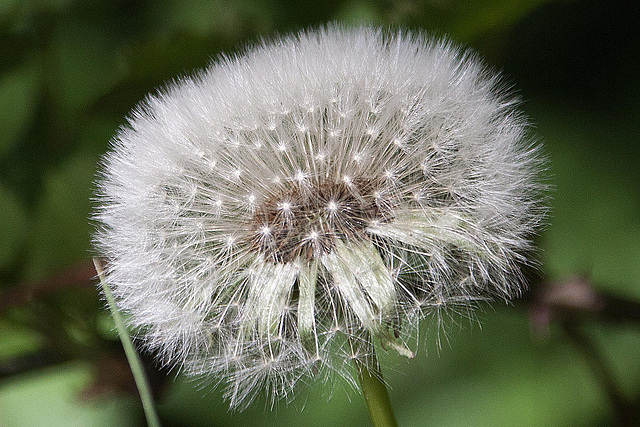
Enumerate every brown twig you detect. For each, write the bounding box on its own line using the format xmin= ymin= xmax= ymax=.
xmin=0 ymin=259 xmax=96 ymax=313
xmin=528 ymin=275 xmax=640 ymax=425
xmin=561 ymin=320 xmax=638 ymax=426
xmin=528 ymin=276 xmax=640 ymax=337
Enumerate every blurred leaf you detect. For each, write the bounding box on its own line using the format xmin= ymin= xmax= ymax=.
xmin=24 ymin=151 xmax=96 ymax=280
xmin=24 ymin=0 xmax=75 ymax=13
xmin=160 ymin=372 xmax=371 ymax=427
xmin=47 ymin=21 xmax=127 ymax=121
xmin=0 ymin=320 xmax=43 ymax=360
xmin=391 ymin=310 xmax=633 ymax=427
xmin=0 ymin=0 xmax=20 ymax=23
xmin=533 ymin=104 xmax=640 ymax=298
xmin=124 ymin=32 xmax=222 ymax=86
xmin=330 ymin=0 xmax=561 ymax=44
xmin=335 ymin=1 xmax=383 ymax=24
xmin=0 ymin=362 xmax=142 ymax=427
xmin=0 ymin=59 xmax=41 ymax=158
xmin=0 ymin=185 xmax=27 ymax=269
xmin=446 ymin=0 xmax=555 ymax=41
xmin=149 ymin=0 xmax=236 ymax=37
xmin=148 ymin=0 xmax=275 ymax=38
xmin=23 ymin=115 xmax=118 ymax=279
xmin=157 ymin=307 xmax=640 ymax=426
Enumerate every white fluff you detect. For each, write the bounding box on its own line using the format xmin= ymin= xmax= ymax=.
xmin=94 ymin=26 xmax=544 ymax=408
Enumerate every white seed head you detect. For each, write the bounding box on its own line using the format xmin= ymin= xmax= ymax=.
xmin=94 ymin=26 xmax=544 ymax=408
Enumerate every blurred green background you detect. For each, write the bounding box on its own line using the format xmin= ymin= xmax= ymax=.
xmin=1 ymin=0 xmax=639 ymax=426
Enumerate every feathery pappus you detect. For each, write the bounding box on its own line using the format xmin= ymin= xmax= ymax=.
xmin=94 ymin=26 xmax=545 ymax=408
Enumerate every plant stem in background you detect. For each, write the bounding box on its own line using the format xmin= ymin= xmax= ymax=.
xmin=356 ymin=350 xmax=399 ymax=427
xmin=93 ymin=258 xmax=162 ymax=427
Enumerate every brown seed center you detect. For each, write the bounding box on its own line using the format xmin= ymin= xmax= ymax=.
xmin=248 ymin=178 xmax=393 ymax=263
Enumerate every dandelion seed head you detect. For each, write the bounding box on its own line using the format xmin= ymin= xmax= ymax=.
xmin=94 ymin=25 xmax=544 ymax=408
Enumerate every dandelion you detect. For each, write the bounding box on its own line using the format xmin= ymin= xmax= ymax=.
xmin=94 ymin=26 xmax=544 ymax=413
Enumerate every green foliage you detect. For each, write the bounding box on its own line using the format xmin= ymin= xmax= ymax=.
xmin=0 ymin=362 xmax=142 ymax=427
xmin=0 ymin=60 xmax=40 ymax=158
xmin=537 ymin=105 xmax=640 ymax=298
xmin=0 ymin=185 xmax=27 ymax=270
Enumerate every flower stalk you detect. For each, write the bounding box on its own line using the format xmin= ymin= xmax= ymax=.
xmin=94 ymin=258 xmax=161 ymax=427
xmin=356 ymin=350 xmax=399 ymax=427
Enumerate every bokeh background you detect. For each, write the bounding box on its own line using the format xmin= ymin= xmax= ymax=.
xmin=1 ymin=0 xmax=639 ymax=426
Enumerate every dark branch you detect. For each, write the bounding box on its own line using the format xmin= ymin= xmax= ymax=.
xmin=561 ymin=321 xmax=638 ymax=426
xmin=0 ymin=259 xmax=96 ymax=313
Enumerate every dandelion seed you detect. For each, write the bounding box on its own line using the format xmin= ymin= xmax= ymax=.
xmin=94 ymin=26 xmax=544 ymax=409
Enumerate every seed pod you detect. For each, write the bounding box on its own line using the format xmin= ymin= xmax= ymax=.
xmin=94 ymin=26 xmax=545 ymax=408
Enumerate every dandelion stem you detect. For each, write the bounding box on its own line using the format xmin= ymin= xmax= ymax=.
xmin=93 ymin=258 xmax=162 ymax=427
xmin=356 ymin=350 xmax=398 ymax=427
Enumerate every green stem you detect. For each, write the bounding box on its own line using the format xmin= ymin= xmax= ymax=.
xmin=93 ymin=258 xmax=162 ymax=427
xmin=356 ymin=349 xmax=399 ymax=427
